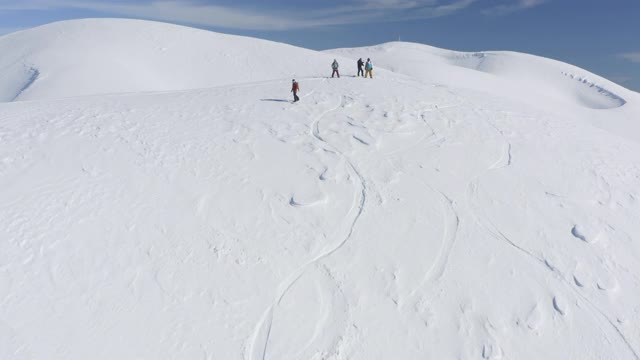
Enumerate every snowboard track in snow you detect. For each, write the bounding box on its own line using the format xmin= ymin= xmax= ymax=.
xmin=411 ymin=107 xmax=463 ymax=288
xmin=375 ymin=86 xmax=474 ymax=308
xmin=408 ymin=183 xmax=459 ymax=301
xmin=383 ymin=104 xmax=463 ymax=302
xmin=464 ymin=102 xmax=640 ymax=360
xmin=248 ymin=83 xmax=367 ymax=360
xmin=469 ymin=191 xmax=640 ymax=360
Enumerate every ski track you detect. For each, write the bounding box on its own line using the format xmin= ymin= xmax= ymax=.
xmin=462 ymin=102 xmax=640 ymax=360
xmin=364 ymin=83 xmax=472 ymax=311
xmin=248 ymin=81 xmax=367 ymax=360
xmin=394 ymin=173 xmax=460 ymax=306
xmin=469 ymin=189 xmax=640 ymax=360
xmin=411 ymin=185 xmax=459 ymax=298
xmin=408 ymin=106 xmax=464 ymax=288
xmin=381 ymin=103 xmax=463 ymax=302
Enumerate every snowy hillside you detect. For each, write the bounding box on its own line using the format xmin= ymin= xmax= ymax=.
xmin=0 ymin=19 xmax=347 ymax=102
xmin=1 ymin=19 xmax=640 ymax=360
xmin=328 ymin=42 xmax=640 ymax=142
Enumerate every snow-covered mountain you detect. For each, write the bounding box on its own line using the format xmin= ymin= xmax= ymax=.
xmin=0 ymin=18 xmax=349 ymax=102
xmin=328 ymin=42 xmax=640 ymax=142
xmin=1 ymin=19 xmax=639 ymax=360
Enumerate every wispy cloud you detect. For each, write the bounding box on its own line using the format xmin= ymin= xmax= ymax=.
xmin=420 ymin=0 xmax=478 ymax=18
xmin=482 ymin=0 xmax=547 ymax=16
xmin=0 ymin=0 xmax=477 ymax=30
xmin=618 ymin=52 xmax=640 ymax=64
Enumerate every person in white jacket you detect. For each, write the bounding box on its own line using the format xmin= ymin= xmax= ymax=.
xmin=331 ymin=59 xmax=340 ymax=78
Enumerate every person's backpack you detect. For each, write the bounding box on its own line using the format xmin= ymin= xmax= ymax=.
xmin=366 ymin=62 xmax=373 ymax=70
xmin=332 ymin=61 xmax=339 ymax=70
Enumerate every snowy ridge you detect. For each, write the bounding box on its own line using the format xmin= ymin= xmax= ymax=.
xmin=1 ymin=19 xmax=640 ymax=360
xmin=329 ymin=41 xmax=640 ymax=142
xmin=561 ymin=71 xmax=627 ymax=108
xmin=328 ymin=41 xmax=637 ymax=110
xmin=0 ymin=19 xmax=351 ymax=102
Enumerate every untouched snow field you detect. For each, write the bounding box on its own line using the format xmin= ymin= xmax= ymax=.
xmin=1 ymin=19 xmax=640 ymax=360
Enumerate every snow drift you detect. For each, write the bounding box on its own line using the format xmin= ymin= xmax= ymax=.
xmin=1 ymin=19 xmax=640 ymax=360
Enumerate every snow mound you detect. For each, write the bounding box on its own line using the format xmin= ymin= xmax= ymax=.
xmin=328 ymin=42 xmax=634 ymax=110
xmin=0 ymin=19 xmax=342 ymax=102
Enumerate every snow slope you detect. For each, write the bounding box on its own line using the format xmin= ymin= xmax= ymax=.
xmin=0 ymin=19 xmax=348 ymax=102
xmin=329 ymin=42 xmax=638 ymax=110
xmin=329 ymin=42 xmax=640 ymax=142
xmin=1 ymin=19 xmax=640 ymax=360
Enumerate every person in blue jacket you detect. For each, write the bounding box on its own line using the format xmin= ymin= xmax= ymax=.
xmin=365 ymin=58 xmax=373 ymax=78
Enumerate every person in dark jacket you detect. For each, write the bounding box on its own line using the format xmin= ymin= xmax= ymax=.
xmin=291 ymin=79 xmax=300 ymax=102
xmin=357 ymin=58 xmax=364 ymax=77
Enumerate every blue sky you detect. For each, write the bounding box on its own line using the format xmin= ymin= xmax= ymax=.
xmin=1 ymin=0 xmax=639 ymax=91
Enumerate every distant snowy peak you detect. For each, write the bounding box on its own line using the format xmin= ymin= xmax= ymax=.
xmin=328 ymin=41 xmax=637 ymax=110
xmin=0 ymin=18 xmax=341 ymax=102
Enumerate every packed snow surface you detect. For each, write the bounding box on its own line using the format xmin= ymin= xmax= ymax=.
xmin=1 ymin=19 xmax=640 ymax=360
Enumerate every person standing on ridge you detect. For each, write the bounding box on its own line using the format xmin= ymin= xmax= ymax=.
xmin=291 ymin=79 xmax=300 ymax=102
xmin=331 ymin=59 xmax=340 ymax=78
xmin=365 ymin=58 xmax=373 ymax=79
xmin=357 ymin=58 xmax=364 ymax=77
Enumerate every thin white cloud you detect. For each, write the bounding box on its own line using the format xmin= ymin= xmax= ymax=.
xmin=352 ymin=0 xmax=440 ymax=9
xmin=0 ymin=0 xmax=477 ymax=30
xmin=423 ymin=0 xmax=478 ymax=17
xmin=618 ymin=52 xmax=640 ymax=64
xmin=63 ymin=1 xmax=306 ymax=30
xmin=482 ymin=0 xmax=547 ymax=16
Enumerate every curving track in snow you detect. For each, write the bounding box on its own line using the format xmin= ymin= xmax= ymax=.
xmin=247 ymin=81 xmax=367 ymax=360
